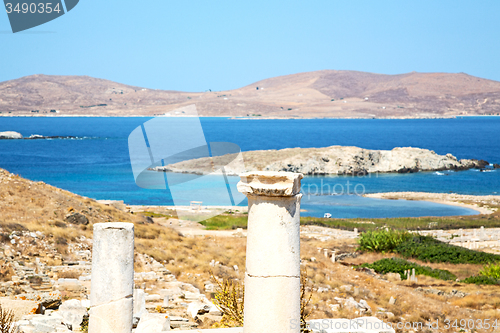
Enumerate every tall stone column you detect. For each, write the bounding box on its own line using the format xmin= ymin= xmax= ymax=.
xmin=89 ymin=223 xmax=135 ymax=333
xmin=237 ymin=172 xmax=303 ymax=333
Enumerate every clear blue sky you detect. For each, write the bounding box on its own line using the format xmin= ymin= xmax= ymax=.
xmin=1 ymin=0 xmax=499 ymax=91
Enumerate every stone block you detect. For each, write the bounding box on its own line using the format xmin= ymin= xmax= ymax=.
xmin=135 ymin=313 xmax=170 ymax=332
xmin=0 ymin=297 xmax=40 ymax=320
xmin=59 ymin=299 xmax=87 ymax=330
xmin=133 ymin=289 xmax=147 ymax=319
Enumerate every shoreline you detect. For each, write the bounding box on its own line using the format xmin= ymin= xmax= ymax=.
xmin=123 ymin=204 xmax=248 ymax=214
xmin=364 ymin=192 xmax=500 ymax=215
xmin=1 ymin=114 xmax=500 ymax=120
xmin=118 ymin=191 xmax=500 ymax=217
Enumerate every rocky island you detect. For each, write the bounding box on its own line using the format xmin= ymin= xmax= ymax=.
xmin=0 ymin=131 xmax=81 ymax=140
xmin=0 ymin=131 xmax=23 ymax=139
xmin=152 ymin=146 xmax=490 ymax=176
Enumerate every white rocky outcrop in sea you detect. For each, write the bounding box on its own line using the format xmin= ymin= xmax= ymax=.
xmin=0 ymin=131 xmax=81 ymax=140
xmin=0 ymin=131 xmax=23 ymax=139
xmin=152 ymin=146 xmax=489 ymax=175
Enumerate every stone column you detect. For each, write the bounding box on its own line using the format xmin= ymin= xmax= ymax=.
xmin=89 ymin=223 xmax=135 ymax=333
xmin=237 ymin=172 xmax=303 ymax=333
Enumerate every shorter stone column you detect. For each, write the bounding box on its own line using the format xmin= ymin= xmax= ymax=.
xmin=89 ymin=223 xmax=135 ymax=333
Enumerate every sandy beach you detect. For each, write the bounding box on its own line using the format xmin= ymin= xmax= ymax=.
xmin=364 ymin=192 xmax=500 ymax=215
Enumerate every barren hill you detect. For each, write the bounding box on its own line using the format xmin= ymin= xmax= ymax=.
xmin=1 ymin=70 xmax=500 ymax=118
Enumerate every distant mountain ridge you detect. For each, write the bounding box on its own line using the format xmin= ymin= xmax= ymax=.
xmin=1 ymin=70 xmax=500 ymax=118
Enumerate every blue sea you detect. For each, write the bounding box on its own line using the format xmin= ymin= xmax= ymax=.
xmin=0 ymin=116 xmax=499 ymax=218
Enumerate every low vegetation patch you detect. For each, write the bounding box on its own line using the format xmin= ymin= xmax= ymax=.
xmin=358 ymin=230 xmax=500 ymax=264
xmin=461 ymin=263 xmax=500 ymax=285
xmin=141 ymin=211 xmax=174 ymax=218
xmin=395 ymin=236 xmax=500 ymax=264
xmin=479 ymin=263 xmax=500 ymax=280
xmin=301 ymin=212 xmax=500 ymax=232
xmin=359 ymin=258 xmax=457 ymax=281
xmin=200 ymin=215 xmax=248 ymax=230
xmin=191 ymin=209 xmax=500 ymax=233
xmin=461 ymin=275 xmax=500 ymax=285
xmin=358 ymin=230 xmax=411 ymax=252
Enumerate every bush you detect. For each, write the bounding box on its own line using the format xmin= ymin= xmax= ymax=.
xmin=358 ymin=230 xmax=411 ymax=252
xmin=479 ymin=263 xmax=500 ymax=279
xmin=210 ymin=274 xmax=244 ymax=328
xmin=461 ymin=275 xmax=500 ymax=285
xmin=360 ymin=232 xmax=500 ymax=264
xmin=359 ymin=258 xmax=456 ymax=281
xmin=210 ymin=271 xmax=312 ymax=332
xmin=394 ymin=236 xmax=500 ymax=264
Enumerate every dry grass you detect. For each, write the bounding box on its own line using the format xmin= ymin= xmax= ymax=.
xmin=0 ymin=302 xmax=20 ymax=333
xmin=293 ymin=235 xmax=500 ymax=329
xmin=0 ymin=168 xmax=147 ymax=230
xmin=351 ymin=251 xmax=487 ymax=281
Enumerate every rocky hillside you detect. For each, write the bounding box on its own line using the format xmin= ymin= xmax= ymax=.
xmin=153 ymin=146 xmax=489 ymax=176
xmin=1 ymin=71 xmax=500 ymax=118
xmin=0 ymin=167 xmax=148 ymax=228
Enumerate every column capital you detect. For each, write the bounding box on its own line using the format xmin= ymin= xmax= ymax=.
xmin=237 ymin=171 xmax=303 ymax=197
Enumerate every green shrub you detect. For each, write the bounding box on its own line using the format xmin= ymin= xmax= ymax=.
xmin=359 ymin=233 xmax=500 ymax=266
xmin=358 ymin=230 xmax=411 ymax=252
xmin=200 ymin=215 xmax=248 ymax=230
xmin=394 ymin=236 xmax=500 ymax=264
xmin=461 ymin=275 xmax=500 ymax=285
xmin=359 ymin=258 xmax=456 ymax=281
xmin=142 ymin=211 xmax=172 ymax=218
xmin=479 ymin=263 xmax=500 ymax=279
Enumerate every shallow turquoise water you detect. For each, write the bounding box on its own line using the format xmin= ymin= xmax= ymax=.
xmin=300 ymin=195 xmax=477 ymax=218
